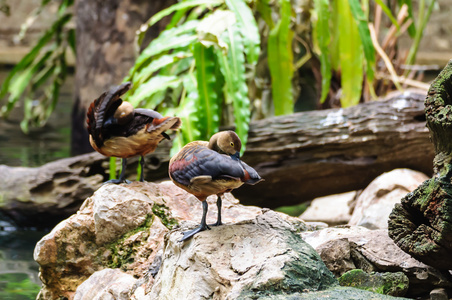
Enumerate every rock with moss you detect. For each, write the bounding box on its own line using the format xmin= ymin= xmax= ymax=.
xmin=33 ymin=181 xmax=263 ymax=299
xmin=388 ymin=60 xmax=452 ymax=270
xmin=302 ymin=228 xmax=452 ymax=297
xmin=338 ymin=269 xmax=409 ymax=297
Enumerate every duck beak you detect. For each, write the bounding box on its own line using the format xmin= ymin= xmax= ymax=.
xmin=231 ymin=151 xmax=240 ymax=161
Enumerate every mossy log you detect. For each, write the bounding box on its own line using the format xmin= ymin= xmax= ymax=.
xmin=388 ymin=60 xmax=452 ymax=270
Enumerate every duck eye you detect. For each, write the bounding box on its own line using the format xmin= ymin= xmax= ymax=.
xmin=230 ymin=142 xmax=234 ymax=147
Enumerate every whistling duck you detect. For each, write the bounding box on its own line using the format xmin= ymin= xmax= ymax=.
xmin=169 ymin=131 xmax=263 ymax=241
xmin=87 ymin=82 xmax=181 ymax=183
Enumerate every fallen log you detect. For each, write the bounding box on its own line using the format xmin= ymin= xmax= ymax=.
xmin=388 ymin=60 xmax=452 ymax=270
xmin=236 ymin=90 xmax=434 ymax=208
xmin=0 ymin=90 xmax=434 ymax=228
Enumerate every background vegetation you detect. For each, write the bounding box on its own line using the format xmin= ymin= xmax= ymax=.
xmin=0 ymin=0 xmax=436 ymax=154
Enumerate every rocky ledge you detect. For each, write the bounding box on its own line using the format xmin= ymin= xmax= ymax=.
xmin=33 ymin=180 xmax=450 ymax=299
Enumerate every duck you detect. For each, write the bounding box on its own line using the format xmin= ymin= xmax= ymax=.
xmin=169 ymin=131 xmax=263 ymax=241
xmin=87 ymin=82 xmax=181 ymax=183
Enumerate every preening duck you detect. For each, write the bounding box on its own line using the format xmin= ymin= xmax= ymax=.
xmin=87 ymin=82 xmax=181 ymax=183
xmin=169 ymin=131 xmax=263 ymax=241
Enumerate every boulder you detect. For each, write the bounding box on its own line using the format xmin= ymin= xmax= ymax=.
xmin=74 ymin=268 xmax=137 ymax=300
xmin=146 ymin=210 xmax=337 ymax=299
xmin=33 ymin=181 xmax=262 ymax=299
xmin=300 ymin=191 xmax=355 ymax=225
xmin=348 ymin=169 xmax=429 ymax=229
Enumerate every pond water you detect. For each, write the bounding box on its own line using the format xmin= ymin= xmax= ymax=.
xmin=0 ymin=68 xmax=74 ymax=299
xmin=0 ymin=68 xmax=72 ymax=167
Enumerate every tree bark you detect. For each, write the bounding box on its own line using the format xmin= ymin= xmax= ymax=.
xmin=71 ymin=0 xmax=175 ymax=155
xmin=388 ymin=60 xmax=452 ymax=270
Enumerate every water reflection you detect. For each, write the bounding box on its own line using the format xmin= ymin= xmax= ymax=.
xmin=0 ymin=68 xmax=72 ymax=167
xmin=0 ymin=222 xmax=47 ymax=299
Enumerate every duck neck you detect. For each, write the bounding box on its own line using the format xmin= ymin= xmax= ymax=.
xmin=208 ymin=134 xmax=221 ymax=153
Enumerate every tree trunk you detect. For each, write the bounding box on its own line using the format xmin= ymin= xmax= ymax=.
xmin=388 ymin=60 xmax=452 ymax=270
xmin=71 ymin=0 xmax=175 ymax=155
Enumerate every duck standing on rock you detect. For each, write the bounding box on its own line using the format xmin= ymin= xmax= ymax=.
xmin=169 ymin=131 xmax=263 ymax=241
xmin=87 ymin=82 xmax=181 ymax=183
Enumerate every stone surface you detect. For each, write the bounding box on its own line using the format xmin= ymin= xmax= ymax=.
xmin=300 ymin=191 xmax=355 ymax=225
xmin=33 ymin=181 xmax=263 ymax=300
xmin=338 ymin=269 xmax=409 ymax=297
xmin=74 ymin=268 xmax=137 ymax=300
xmin=146 ymin=210 xmax=337 ymax=299
xmin=348 ymin=168 xmax=429 ymax=229
xmin=303 ymin=227 xmax=452 ymax=297
xmin=429 ymin=288 xmax=449 ymax=300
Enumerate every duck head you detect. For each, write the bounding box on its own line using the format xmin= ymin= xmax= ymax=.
xmin=208 ymin=131 xmax=242 ymax=160
xmin=114 ymin=101 xmax=134 ymax=125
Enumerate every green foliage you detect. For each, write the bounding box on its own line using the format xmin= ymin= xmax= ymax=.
xmin=267 ymin=0 xmax=294 ymax=115
xmin=312 ymin=0 xmax=434 ymax=106
xmin=126 ymin=0 xmax=263 ymax=153
xmin=0 ymin=0 xmax=74 ymax=133
xmin=0 ymin=274 xmax=41 ymax=300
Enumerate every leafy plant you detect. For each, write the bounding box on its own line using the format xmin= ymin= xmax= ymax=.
xmin=312 ymin=0 xmax=437 ymax=107
xmin=0 ymin=0 xmax=74 ymax=133
xmin=125 ymin=0 xmax=268 ymax=154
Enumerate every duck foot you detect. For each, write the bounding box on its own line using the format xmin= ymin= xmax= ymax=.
xmin=104 ymin=178 xmax=132 ymax=184
xmin=179 ymin=223 xmax=211 ymax=242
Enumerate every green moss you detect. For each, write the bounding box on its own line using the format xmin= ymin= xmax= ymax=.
xmin=152 ymin=203 xmax=178 ymax=229
xmin=104 ymin=214 xmax=154 ymax=269
xmin=339 ymin=270 xmax=408 ymax=297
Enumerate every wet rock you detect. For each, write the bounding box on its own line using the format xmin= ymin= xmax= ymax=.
xmin=349 ymin=169 xmax=428 ymax=229
xmin=146 ymin=210 xmax=337 ymax=299
xmin=300 ymin=191 xmax=355 ymax=225
xmin=34 ymin=181 xmax=262 ymax=300
xmin=338 ymin=269 xmax=409 ymax=297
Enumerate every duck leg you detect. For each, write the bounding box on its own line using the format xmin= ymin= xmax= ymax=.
xmin=180 ymin=201 xmax=210 ymax=242
xmin=139 ymin=156 xmax=145 ymax=182
xmin=106 ymin=158 xmax=131 ymax=184
xmin=209 ymin=195 xmax=223 ymax=226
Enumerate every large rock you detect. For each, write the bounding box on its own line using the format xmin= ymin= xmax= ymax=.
xmin=300 ymin=191 xmax=355 ymax=225
xmin=33 ymin=181 xmax=262 ymax=300
xmin=348 ymin=169 xmax=429 ymax=229
xmin=145 ymin=210 xmax=336 ymax=299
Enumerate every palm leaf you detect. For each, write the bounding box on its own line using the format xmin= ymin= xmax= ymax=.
xmin=225 ymin=0 xmax=260 ymax=65
xmin=313 ymin=0 xmax=332 ymax=103
xmin=137 ymin=0 xmax=223 ymax=45
xmin=348 ymin=0 xmax=375 ymax=81
xmin=217 ymin=24 xmax=250 ymax=152
xmin=267 ymin=0 xmax=294 ymax=116
xmin=193 ymin=42 xmax=220 ymax=138
xmin=338 ymin=0 xmax=363 ymax=107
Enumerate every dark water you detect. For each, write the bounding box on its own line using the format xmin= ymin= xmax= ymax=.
xmin=0 ymin=68 xmax=74 ymax=298
xmin=0 ymin=69 xmax=73 ymax=167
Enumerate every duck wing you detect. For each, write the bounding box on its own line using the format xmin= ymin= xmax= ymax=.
xmin=86 ymin=82 xmax=132 ymax=147
xmin=169 ymin=145 xmax=246 ymax=187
